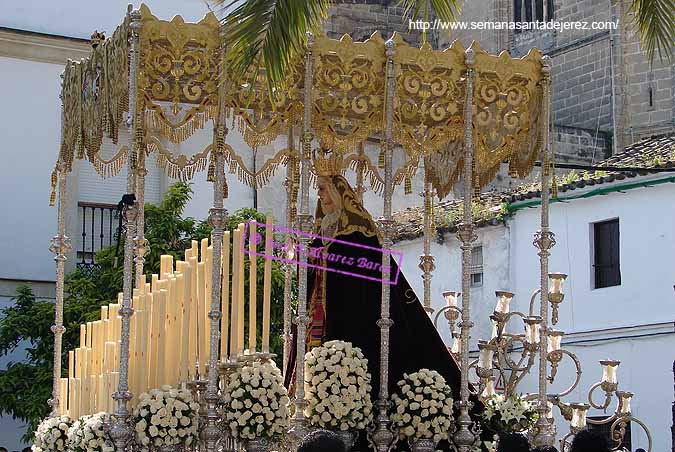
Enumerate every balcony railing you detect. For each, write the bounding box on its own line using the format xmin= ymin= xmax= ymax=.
xmin=77 ymin=202 xmax=121 ymax=270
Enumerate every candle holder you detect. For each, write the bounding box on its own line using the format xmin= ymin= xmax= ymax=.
xmin=588 ymin=359 xmax=620 ymax=410
xmin=434 ymin=292 xmax=461 ymax=333
xmin=494 ymin=291 xmax=514 ymax=315
xmin=547 ymin=273 xmax=567 ymax=325
xmin=524 ymin=316 xmax=542 ymax=351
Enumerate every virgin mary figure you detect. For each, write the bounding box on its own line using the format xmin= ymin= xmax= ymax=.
xmin=284 ymin=172 xmax=463 ymax=402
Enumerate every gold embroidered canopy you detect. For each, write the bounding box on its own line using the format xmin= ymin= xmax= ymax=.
xmin=53 ymin=3 xmax=547 ymax=204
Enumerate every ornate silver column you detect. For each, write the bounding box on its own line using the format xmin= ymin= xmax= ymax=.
xmin=49 ymin=164 xmax=72 ymax=416
xmin=370 ymin=37 xmax=396 ymax=452
xmin=453 ymin=48 xmax=477 ymax=452
xmin=283 ymin=128 xmax=297 ymax=374
xmin=134 ymin=147 xmax=148 ymax=288
xmin=202 ymin=42 xmax=229 ymax=450
xmin=419 ymin=176 xmax=435 ymax=314
xmin=289 ymin=32 xmax=315 ymax=438
xmin=110 ymin=8 xmax=140 ymax=450
xmin=48 ymin=76 xmax=72 ymax=417
xmin=531 ymin=55 xmax=556 ymax=448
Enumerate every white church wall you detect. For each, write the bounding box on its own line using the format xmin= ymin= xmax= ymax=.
xmin=509 ymin=176 xmax=675 ymax=450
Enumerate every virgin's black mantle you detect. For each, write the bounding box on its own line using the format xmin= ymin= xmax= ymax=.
xmin=286 ymin=231 xmax=462 ymax=400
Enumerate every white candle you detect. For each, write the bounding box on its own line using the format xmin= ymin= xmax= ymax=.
xmin=238 ymin=224 xmax=246 ymax=355
xmin=450 ymin=336 xmax=461 ymax=354
xmin=602 ymin=360 xmax=619 ymax=384
xmin=494 ymin=291 xmax=513 ymax=314
xmin=481 ymin=378 xmax=496 ymax=398
xmin=546 ymin=401 xmax=554 ymax=418
xmin=221 ymin=231 xmax=231 ymax=361
xmin=525 ymin=319 xmax=541 ymax=344
xmin=619 ymin=392 xmax=632 ymax=414
xmin=248 ymin=222 xmax=257 ymax=352
xmin=571 ymin=404 xmax=588 ymax=428
xmin=490 ymin=320 xmax=499 ymax=339
xmin=547 ymin=331 xmax=563 ymax=353
xmin=478 ymin=342 xmax=493 ymax=369
xmin=262 ymin=216 xmax=273 ymax=353
xmin=549 ymin=273 xmax=566 ymax=294
xmin=230 ymin=228 xmax=240 ymax=358
xmin=443 ymin=291 xmax=459 ymax=308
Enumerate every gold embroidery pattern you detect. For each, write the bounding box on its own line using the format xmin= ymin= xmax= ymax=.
xmin=54 ymin=5 xmax=548 ymax=198
xmin=472 ymin=44 xmax=544 ymax=187
xmin=393 ymin=37 xmax=465 ymax=160
xmin=138 ymin=5 xmax=220 ymax=143
xmin=226 ymin=66 xmax=303 ymax=149
xmin=311 ymin=34 xmax=386 ymax=154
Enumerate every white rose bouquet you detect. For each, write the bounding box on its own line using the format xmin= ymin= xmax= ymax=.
xmin=391 ymin=369 xmax=455 ymax=443
xmin=482 ymin=393 xmax=537 ymax=433
xmin=67 ymin=413 xmax=113 ymax=452
xmin=133 ymin=385 xmax=200 ymax=449
xmin=32 ymin=415 xmax=72 ymax=452
xmin=223 ymin=359 xmax=291 ymax=440
xmin=304 ymin=340 xmax=373 ymax=431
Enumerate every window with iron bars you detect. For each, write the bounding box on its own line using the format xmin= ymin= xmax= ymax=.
xmin=470 ymin=246 xmax=483 ymax=288
xmin=514 ymin=0 xmax=554 ymax=32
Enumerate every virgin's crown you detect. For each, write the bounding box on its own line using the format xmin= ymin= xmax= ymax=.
xmin=313 ymin=149 xmax=344 ymax=176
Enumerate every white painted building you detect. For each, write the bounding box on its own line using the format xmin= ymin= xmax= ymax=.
xmin=392 ymin=135 xmax=675 ymax=451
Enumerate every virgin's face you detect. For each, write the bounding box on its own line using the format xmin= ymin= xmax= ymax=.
xmin=317 ymin=178 xmax=336 ymax=213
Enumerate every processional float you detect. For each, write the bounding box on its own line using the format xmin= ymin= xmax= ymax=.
xmin=46 ymin=3 xmax=650 ymax=451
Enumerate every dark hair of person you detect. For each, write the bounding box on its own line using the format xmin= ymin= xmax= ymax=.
xmin=0 ymin=447 xmax=8 ymax=452
xmin=297 ymin=430 xmax=346 ymax=452
xmin=570 ymin=428 xmax=610 ymax=452
xmin=496 ymin=432 xmax=529 ymax=452
xmin=531 ymin=446 xmax=559 ymax=452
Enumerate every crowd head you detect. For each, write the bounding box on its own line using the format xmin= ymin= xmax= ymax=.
xmin=297 ymin=430 xmax=346 ymax=452
xmin=570 ymin=428 xmax=611 ymax=452
xmin=496 ymin=432 xmax=530 ymax=452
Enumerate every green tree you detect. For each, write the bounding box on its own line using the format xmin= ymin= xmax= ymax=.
xmin=0 ymin=182 xmax=294 ymax=440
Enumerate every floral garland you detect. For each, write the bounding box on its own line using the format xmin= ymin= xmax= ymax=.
xmin=304 ymin=340 xmax=374 ymax=431
xmin=67 ymin=413 xmax=113 ymax=452
xmin=32 ymin=415 xmax=72 ymax=452
xmin=391 ymin=369 xmax=455 ymax=443
xmin=223 ymin=359 xmax=291 ymax=440
xmin=481 ymin=394 xmax=538 ymax=433
xmin=133 ymin=385 xmax=200 ymax=449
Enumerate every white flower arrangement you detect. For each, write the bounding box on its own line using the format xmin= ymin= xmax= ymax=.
xmin=304 ymin=340 xmax=373 ymax=431
xmin=133 ymin=385 xmax=200 ymax=449
xmin=391 ymin=369 xmax=455 ymax=443
xmin=32 ymin=415 xmax=72 ymax=452
xmin=66 ymin=412 xmax=113 ymax=452
xmin=223 ymin=359 xmax=291 ymax=440
xmin=482 ymin=394 xmax=538 ymax=433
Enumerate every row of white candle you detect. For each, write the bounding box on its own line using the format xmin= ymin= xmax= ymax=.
xmin=60 ymin=217 xmax=275 ymax=417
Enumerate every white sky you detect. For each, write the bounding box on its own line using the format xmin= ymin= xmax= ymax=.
xmin=0 ymin=0 xmax=219 ymax=39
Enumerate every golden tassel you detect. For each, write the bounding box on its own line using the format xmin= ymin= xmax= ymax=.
xmin=552 ymin=174 xmax=559 ymax=199
xmin=378 ymin=149 xmax=385 ymax=169
xmin=223 ymin=178 xmax=229 ymax=199
xmin=404 ymin=176 xmax=412 ymax=195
